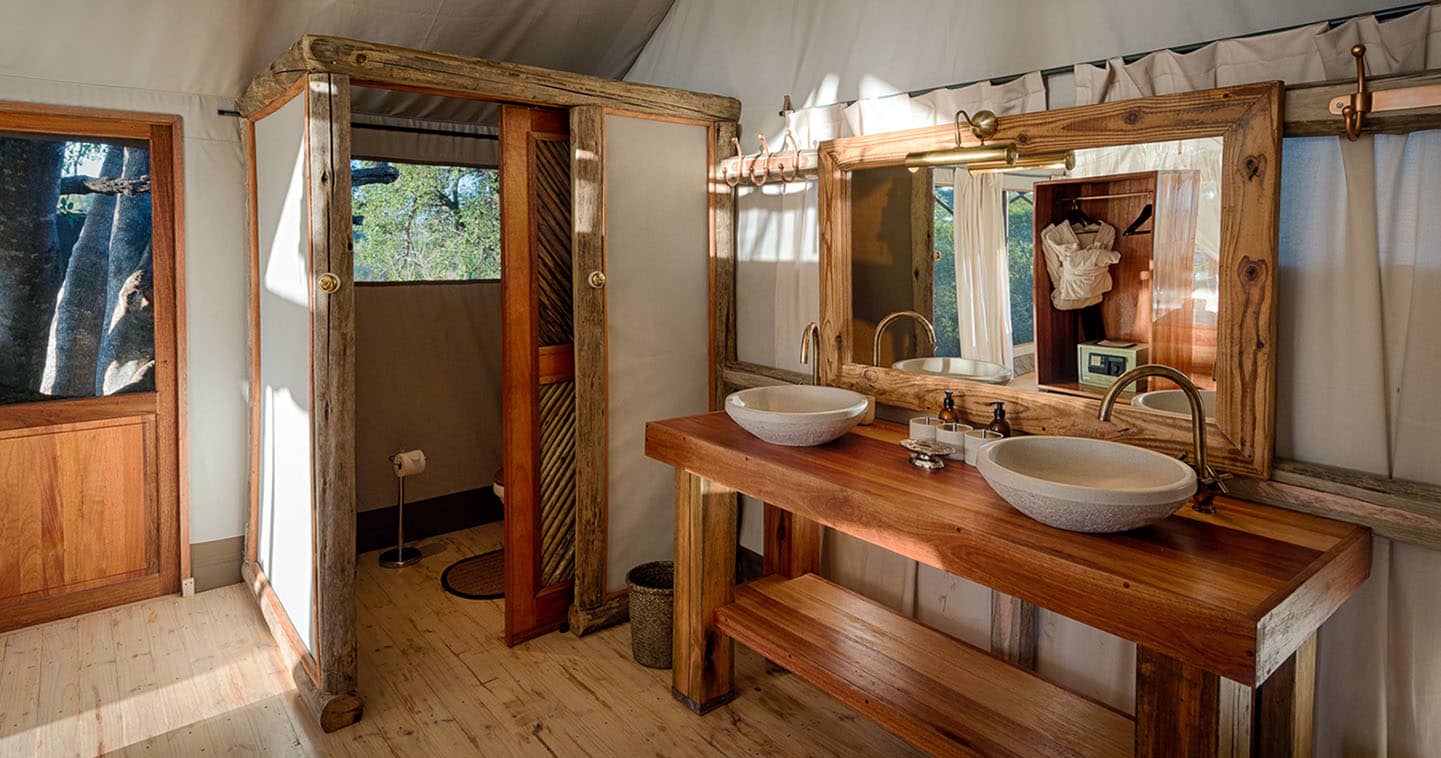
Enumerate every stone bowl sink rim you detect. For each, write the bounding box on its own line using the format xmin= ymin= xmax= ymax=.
xmin=977 ymin=435 xmax=1198 ymax=509
xmin=724 ymin=385 xmax=870 ymax=446
xmin=891 ymin=356 xmax=1014 ymax=384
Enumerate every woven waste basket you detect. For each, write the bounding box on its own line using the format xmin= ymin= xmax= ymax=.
xmin=626 ymin=561 xmax=674 ymax=668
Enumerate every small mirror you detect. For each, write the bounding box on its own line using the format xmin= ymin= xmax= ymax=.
xmin=847 ymin=137 xmax=1221 ymax=420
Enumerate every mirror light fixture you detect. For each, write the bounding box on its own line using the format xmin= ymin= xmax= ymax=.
xmin=905 ymin=109 xmax=1071 ymax=174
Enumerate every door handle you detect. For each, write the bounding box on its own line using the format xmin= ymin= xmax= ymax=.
xmin=317 ymin=272 xmax=342 ymax=293
xmin=587 ymin=270 xmax=607 ymax=289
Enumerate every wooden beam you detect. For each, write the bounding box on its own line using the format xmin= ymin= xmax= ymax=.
xmin=1284 ymin=68 xmax=1441 ymax=137
xmin=239 ymin=35 xmax=741 ymax=122
xmin=711 ymin=121 xmax=739 ymax=410
xmin=672 ymin=469 xmax=737 ymax=714
xmin=304 ymin=72 xmax=360 ymax=709
xmin=569 ymin=105 xmax=609 ymax=620
xmin=1136 ymin=646 xmax=1220 ymax=757
xmin=1228 ymin=459 xmax=1441 ymax=551
xmin=721 ymin=361 xmax=811 ymax=391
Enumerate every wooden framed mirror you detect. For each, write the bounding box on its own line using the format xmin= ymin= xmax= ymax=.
xmin=818 ymin=83 xmax=1282 ymax=476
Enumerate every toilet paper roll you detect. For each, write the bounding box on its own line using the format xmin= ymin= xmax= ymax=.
xmin=392 ymin=449 xmax=427 ymax=477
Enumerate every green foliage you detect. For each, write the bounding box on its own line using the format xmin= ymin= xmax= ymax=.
xmin=1005 ymin=192 xmax=1035 ymax=345
xmin=351 ymin=160 xmax=501 ymax=281
xmin=931 ymin=187 xmax=960 ymax=357
xmin=930 ymin=186 xmax=1036 ymax=356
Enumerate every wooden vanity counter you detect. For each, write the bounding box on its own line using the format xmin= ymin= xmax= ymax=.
xmin=646 ymin=412 xmax=1372 ymax=756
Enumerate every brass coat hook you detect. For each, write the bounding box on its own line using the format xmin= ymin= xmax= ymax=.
xmin=1341 ymin=44 xmax=1372 ymax=141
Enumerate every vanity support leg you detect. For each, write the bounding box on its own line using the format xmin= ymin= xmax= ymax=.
xmin=763 ymin=503 xmax=822 ymax=579
xmin=989 ymin=591 xmax=1037 ymax=670
xmin=1138 ymin=635 xmax=1317 ymax=758
xmin=1136 ymin=646 xmax=1221 ymax=757
xmin=673 ymin=470 xmax=738 ymax=714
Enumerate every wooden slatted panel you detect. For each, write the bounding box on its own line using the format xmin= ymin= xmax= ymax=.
xmin=534 ymin=138 xmax=573 ymax=347
xmin=539 ymin=380 xmax=577 ymax=586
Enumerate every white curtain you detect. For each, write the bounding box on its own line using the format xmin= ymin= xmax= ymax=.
xmin=1072 ymin=8 xmax=1441 ymax=748
xmin=951 ymin=170 xmax=1012 ymax=367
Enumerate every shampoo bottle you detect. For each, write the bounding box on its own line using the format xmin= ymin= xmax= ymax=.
xmin=987 ymin=401 xmax=1010 ymax=437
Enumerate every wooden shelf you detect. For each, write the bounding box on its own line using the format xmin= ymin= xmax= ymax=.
xmin=716 ymin=573 xmax=1134 ymax=758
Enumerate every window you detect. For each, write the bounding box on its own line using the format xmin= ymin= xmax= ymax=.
xmin=0 ymin=132 xmax=155 ymax=405
xmin=1003 ymin=188 xmax=1036 ymax=348
xmin=930 ymin=173 xmax=1038 ymax=360
xmin=350 ymin=159 xmax=501 ymax=281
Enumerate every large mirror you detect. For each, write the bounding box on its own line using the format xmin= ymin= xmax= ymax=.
xmin=819 ymin=84 xmax=1281 ymax=476
xmin=849 ymin=138 xmax=1220 ymax=416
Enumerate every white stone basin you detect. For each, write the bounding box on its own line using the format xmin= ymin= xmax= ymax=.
xmin=892 ymin=357 xmax=1013 ymax=384
xmin=1132 ymin=389 xmax=1217 ymax=420
xmin=977 ymin=436 xmax=1198 ymax=533
xmin=724 ymin=385 xmax=869 ymax=447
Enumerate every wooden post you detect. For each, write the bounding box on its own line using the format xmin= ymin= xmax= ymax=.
xmin=762 ymin=503 xmax=822 ymax=579
xmin=989 ymin=591 xmax=1037 ymax=670
xmin=1138 ymin=633 xmax=1318 ymax=757
xmin=672 ymin=469 xmax=738 ymax=714
xmin=304 ymin=71 xmax=361 ymax=730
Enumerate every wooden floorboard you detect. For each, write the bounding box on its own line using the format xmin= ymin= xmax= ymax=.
xmin=0 ymin=523 xmax=918 ymax=757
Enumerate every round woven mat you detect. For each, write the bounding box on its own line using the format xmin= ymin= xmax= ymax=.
xmin=440 ymin=549 xmax=504 ymax=600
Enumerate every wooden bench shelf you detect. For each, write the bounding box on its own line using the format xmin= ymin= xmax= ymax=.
xmin=716 ymin=573 xmax=1134 ymax=758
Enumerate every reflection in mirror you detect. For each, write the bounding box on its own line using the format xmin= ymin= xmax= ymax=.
xmin=847 ymin=137 xmax=1221 ymax=419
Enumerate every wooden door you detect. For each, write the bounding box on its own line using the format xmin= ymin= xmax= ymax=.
xmin=0 ymin=104 xmax=184 ymax=633
xmin=500 ymin=104 xmax=576 ymax=645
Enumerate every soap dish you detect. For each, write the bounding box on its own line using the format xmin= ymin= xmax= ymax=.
xmin=900 ymin=438 xmax=955 ymax=471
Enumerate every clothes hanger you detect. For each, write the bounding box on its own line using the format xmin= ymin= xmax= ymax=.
xmin=1065 ymin=198 xmax=1100 ymax=228
xmin=1122 ymin=203 xmax=1153 ymax=236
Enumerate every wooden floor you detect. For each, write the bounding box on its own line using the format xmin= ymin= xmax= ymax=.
xmin=0 ymin=523 xmax=918 ymax=756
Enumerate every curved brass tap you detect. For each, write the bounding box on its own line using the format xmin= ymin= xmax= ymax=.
xmin=873 ymin=311 xmax=936 ymax=367
xmin=800 ymin=322 xmax=821 ymax=385
xmin=1098 ymin=364 xmax=1230 ymax=513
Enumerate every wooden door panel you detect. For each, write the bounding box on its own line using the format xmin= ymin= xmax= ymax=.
xmin=0 ymin=417 xmax=152 ymax=603
xmin=502 ymin=104 xmax=575 ymax=645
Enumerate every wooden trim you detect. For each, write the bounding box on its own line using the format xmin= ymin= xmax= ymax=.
xmin=818 ymin=83 xmax=1282 ymax=478
xmin=0 ymin=392 xmax=155 ymax=433
xmin=567 ymin=590 xmax=630 ymax=636
xmin=244 ymin=120 xmax=262 ymax=566
xmin=304 ymin=72 xmax=359 ymax=699
xmin=239 ymin=35 xmax=740 ymax=121
xmin=570 ymin=105 xmax=609 ymax=615
xmin=241 ymin=560 xmax=320 ymax=683
xmin=164 ymin=115 xmax=191 ymax=583
xmin=721 ymin=361 xmax=810 ymax=391
xmin=1285 ymin=68 xmax=1441 ymax=137
xmin=711 ymin=122 xmax=739 ymax=409
xmin=537 ymin=345 xmax=575 ymax=385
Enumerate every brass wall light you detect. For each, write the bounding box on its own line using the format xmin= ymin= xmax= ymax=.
xmin=905 ymin=109 xmax=1070 ymax=174
xmin=967 ymin=150 xmax=1075 ymax=174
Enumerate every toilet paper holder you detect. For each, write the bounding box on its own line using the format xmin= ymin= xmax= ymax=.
xmin=379 ymin=449 xmax=426 ymax=569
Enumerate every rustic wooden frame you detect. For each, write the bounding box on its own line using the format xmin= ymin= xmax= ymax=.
xmin=818 ymin=83 xmax=1283 ymax=477
xmin=569 ymin=107 xmax=726 ymax=635
xmin=237 ymin=35 xmax=739 ymax=122
xmin=0 ymin=102 xmax=186 ymax=630
xmin=239 ymin=38 xmax=737 ymax=698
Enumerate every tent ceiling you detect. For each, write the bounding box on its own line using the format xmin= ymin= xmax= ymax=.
xmin=3 ymin=0 xmax=675 ymax=118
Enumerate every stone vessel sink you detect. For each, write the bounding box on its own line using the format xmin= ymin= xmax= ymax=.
xmin=892 ymin=357 xmax=1013 ymax=384
xmin=1132 ymin=388 xmax=1217 ymax=420
xmin=977 ymin=436 xmax=1198 ymax=533
xmin=724 ymin=385 xmax=869 ymax=447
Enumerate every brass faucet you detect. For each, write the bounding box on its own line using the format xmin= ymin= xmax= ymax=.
xmin=800 ymin=322 xmax=821 ymax=385
xmin=1097 ymin=364 xmax=1230 ymax=513
xmin=873 ymin=311 xmax=936 ymax=367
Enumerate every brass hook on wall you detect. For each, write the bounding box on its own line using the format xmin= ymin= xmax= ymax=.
xmin=778 ymin=129 xmax=801 ymax=182
xmin=1341 ymin=44 xmax=1372 ymax=141
xmin=724 ymin=136 xmax=744 ymax=187
xmin=750 ymin=134 xmax=771 ymax=186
